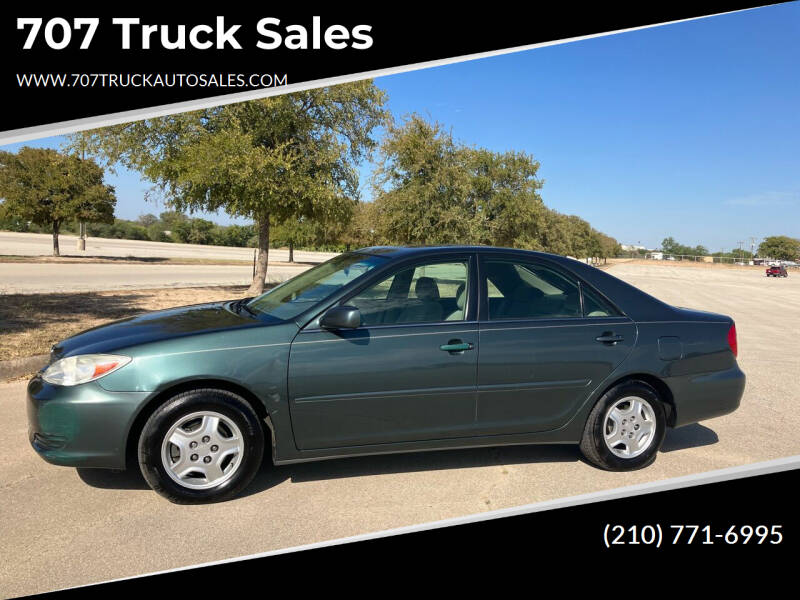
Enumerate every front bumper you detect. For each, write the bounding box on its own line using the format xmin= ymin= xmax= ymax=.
xmin=27 ymin=374 xmax=150 ymax=469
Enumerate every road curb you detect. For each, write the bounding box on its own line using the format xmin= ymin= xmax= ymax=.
xmin=0 ymin=354 xmax=47 ymax=381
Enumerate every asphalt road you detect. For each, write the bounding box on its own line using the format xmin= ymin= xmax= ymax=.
xmin=0 ymin=263 xmax=311 ymax=293
xmin=0 ymin=231 xmax=337 ymax=263
xmin=2 ymin=262 xmax=799 ymax=596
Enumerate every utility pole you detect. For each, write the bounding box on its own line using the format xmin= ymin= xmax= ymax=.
xmin=737 ymin=241 xmax=744 ymax=263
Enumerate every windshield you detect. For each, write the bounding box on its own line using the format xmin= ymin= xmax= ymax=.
xmin=246 ymin=253 xmax=388 ymax=321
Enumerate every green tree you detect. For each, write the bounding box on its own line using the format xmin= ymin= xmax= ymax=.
xmin=661 ymin=236 xmax=709 ymax=258
xmin=340 ymin=201 xmax=380 ymax=250
xmin=372 ymin=115 xmax=473 ymax=245
xmin=137 ymin=213 xmax=158 ymax=227
xmin=465 ymin=147 xmax=546 ymax=248
xmin=596 ymin=232 xmax=621 ymax=262
xmin=371 ymin=114 xmax=620 ymax=257
xmin=0 ymin=147 xmax=115 ymax=255
xmin=69 ymin=82 xmax=387 ymax=294
xmin=758 ymin=236 xmax=800 ymax=260
xmin=172 ymin=218 xmax=216 ymax=244
xmin=660 ymin=236 xmax=680 ymax=255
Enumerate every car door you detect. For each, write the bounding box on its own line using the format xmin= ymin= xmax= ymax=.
xmin=288 ymin=254 xmax=479 ymax=450
xmin=475 ymin=254 xmax=636 ymax=435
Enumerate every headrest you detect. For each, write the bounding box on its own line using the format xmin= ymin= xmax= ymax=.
xmin=415 ymin=277 xmax=440 ymax=301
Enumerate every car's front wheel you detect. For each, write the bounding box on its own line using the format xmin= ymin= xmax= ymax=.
xmin=579 ymin=381 xmax=666 ymax=471
xmin=138 ymin=388 xmax=265 ymax=504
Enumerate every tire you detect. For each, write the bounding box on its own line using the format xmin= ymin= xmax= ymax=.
xmin=579 ymin=380 xmax=666 ymax=471
xmin=138 ymin=388 xmax=265 ymax=504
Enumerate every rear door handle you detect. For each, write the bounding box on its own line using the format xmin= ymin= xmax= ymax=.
xmin=595 ymin=334 xmax=624 ymax=345
xmin=440 ymin=339 xmax=474 ymax=353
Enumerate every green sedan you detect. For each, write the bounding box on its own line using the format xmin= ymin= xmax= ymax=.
xmin=27 ymin=246 xmax=745 ymax=503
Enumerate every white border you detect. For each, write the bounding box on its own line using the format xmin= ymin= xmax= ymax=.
xmin=0 ymin=7 xmax=762 ymax=145
xmin=7 ymin=5 xmax=788 ymax=592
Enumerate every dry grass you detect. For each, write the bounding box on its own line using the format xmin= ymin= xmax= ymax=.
xmin=0 ymin=285 xmax=254 ymax=361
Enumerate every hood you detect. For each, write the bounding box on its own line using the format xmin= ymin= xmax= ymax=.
xmin=51 ymin=300 xmax=276 ymax=360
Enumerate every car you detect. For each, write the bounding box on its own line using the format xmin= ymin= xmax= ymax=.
xmin=27 ymin=246 xmax=746 ymax=503
xmin=766 ymin=265 xmax=788 ymax=277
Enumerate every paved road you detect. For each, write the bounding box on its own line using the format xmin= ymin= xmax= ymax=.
xmin=2 ymin=262 xmax=799 ymax=596
xmin=0 ymin=263 xmax=311 ymax=293
xmin=0 ymin=231 xmax=337 ymax=263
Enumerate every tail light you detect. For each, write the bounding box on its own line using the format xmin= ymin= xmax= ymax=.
xmin=727 ymin=323 xmax=738 ymax=358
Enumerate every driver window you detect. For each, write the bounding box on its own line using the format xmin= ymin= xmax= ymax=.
xmin=349 ymin=261 xmax=469 ymax=326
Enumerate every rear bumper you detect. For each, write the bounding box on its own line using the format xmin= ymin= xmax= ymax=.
xmin=27 ymin=374 xmax=150 ymax=469
xmin=669 ymin=364 xmax=746 ymax=428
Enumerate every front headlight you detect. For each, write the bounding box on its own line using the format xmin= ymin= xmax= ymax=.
xmin=42 ymin=354 xmax=131 ymax=386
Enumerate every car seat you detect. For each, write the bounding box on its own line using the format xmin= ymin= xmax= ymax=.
xmin=445 ymin=283 xmax=466 ymax=320
xmin=397 ymin=277 xmax=443 ymax=323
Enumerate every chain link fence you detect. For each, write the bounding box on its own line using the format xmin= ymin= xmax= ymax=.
xmin=644 ymin=253 xmax=799 ymax=268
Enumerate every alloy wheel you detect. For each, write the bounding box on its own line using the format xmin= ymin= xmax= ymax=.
xmin=602 ymin=396 xmax=656 ymax=459
xmin=160 ymin=411 xmax=244 ymax=490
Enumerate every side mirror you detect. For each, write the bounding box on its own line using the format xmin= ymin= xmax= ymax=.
xmin=320 ymin=305 xmax=361 ymax=330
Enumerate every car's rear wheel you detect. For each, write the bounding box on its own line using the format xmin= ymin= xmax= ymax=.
xmin=579 ymin=380 xmax=666 ymax=471
xmin=138 ymin=388 xmax=265 ymax=504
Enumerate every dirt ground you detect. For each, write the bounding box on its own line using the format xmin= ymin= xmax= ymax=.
xmin=1 ymin=262 xmax=799 ymax=596
xmin=0 ymin=285 xmax=251 ymax=361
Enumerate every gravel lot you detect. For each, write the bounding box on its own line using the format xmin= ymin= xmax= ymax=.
xmin=1 ymin=262 xmax=798 ymax=596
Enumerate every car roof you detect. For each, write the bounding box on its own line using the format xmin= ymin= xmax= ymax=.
xmin=354 ymin=245 xmax=568 ymax=262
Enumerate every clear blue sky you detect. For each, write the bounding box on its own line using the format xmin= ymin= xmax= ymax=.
xmin=3 ymin=3 xmax=798 ymax=251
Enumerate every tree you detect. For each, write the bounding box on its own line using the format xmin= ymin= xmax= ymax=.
xmin=596 ymin=232 xmax=621 ymax=262
xmin=464 ymin=147 xmax=546 ymax=248
xmin=172 ymin=218 xmax=216 ymax=245
xmin=371 ymin=115 xmax=548 ymax=247
xmin=137 ymin=213 xmax=159 ymax=227
xmin=340 ymin=201 xmax=380 ymax=250
xmin=758 ymin=236 xmax=800 ymax=261
xmin=69 ymin=81 xmax=388 ymax=294
xmin=371 ymin=114 xmax=620 ymax=257
xmin=372 ymin=115 xmax=474 ymax=245
xmin=660 ymin=236 xmax=709 ymax=258
xmin=660 ymin=237 xmax=680 ymax=255
xmin=0 ymin=147 xmax=115 ymax=255
xmin=159 ymin=210 xmax=189 ymax=230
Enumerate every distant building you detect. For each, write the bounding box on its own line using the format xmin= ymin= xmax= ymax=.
xmin=620 ymin=244 xmax=646 ymax=251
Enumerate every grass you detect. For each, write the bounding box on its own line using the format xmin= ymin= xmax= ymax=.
xmin=0 ymin=285 xmax=257 ymax=362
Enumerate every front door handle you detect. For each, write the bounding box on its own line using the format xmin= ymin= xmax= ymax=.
xmin=596 ymin=333 xmax=624 ymax=345
xmin=440 ymin=339 xmax=474 ymax=353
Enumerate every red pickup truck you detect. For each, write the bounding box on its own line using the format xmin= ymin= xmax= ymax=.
xmin=766 ymin=265 xmax=788 ymax=277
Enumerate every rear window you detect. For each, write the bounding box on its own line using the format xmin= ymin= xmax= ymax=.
xmin=582 ymin=285 xmax=622 ymax=318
